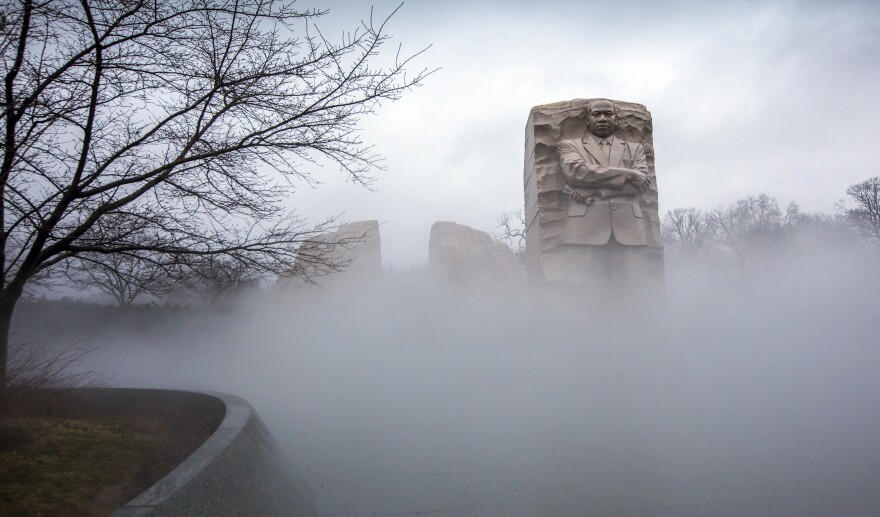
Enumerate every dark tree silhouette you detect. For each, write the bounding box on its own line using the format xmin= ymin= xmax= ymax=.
xmin=661 ymin=207 xmax=712 ymax=254
xmin=178 ymin=255 xmax=260 ymax=307
xmin=707 ymin=194 xmax=800 ymax=267
xmin=71 ymin=251 xmax=167 ymax=306
xmin=0 ymin=0 xmax=430 ymax=389
xmin=841 ymin=176 xmax=880 ymax=247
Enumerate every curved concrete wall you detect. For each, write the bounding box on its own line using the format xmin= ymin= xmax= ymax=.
xmin=111 ymin=390 xmax=316 ymax=517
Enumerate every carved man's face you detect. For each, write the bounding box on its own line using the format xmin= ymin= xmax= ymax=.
xmin=588 ymin=100 xmax=616 ymax=138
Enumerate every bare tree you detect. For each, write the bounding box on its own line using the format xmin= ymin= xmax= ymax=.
xmin=65 ymin=213 xmax=170 ymax=304
xmin=707 ymin=194 xmax=801 ymax=267
xmin=661 ymin=207 xmax=712 ymax=254
xmin=494 ymin=209 xmax=526 ymax=253
xmin=177 ymin=255 xmax=260 ymax=307
xmin=0 ymin=0 xmax=431 ymax=388
xmin=840 ymin=176 xmax=880 ymax=247
xmin=71 ymin=251 xmax=167 ymax=306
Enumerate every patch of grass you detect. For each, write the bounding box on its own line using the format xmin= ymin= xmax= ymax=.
xmin=0 ymin=416 xmax=159 ymax=515
xmin=0 ymin=388 xmax=223 ymax=515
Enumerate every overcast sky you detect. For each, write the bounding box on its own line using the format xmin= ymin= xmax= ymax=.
xmin=283 ymin=0 xmax=880 ymax=266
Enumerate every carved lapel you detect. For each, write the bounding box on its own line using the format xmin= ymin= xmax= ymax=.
xmin=609 ymin=136 xmax=625 ymax=167
xmin=582 ymin=136 xmax=607 ymax=165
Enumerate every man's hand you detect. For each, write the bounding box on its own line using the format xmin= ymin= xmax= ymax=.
xmin=567 ymin=187 xmax=594 ymax=204
xmin=626 ymin=170 xmax=650 ymax=192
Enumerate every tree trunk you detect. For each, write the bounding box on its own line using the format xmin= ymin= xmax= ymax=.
xmin=0 ymin=290 xmax=20 ymax=394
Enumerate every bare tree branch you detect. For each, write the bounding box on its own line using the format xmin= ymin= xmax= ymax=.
xmin=494 ymin=209 xmax=526 ymax=253
xmin=664 ymin=195 xmax=804 ymax=269
xmin=840 ymin=176 xmax=880 ymax=247
xmin=0 ymin=0 xmax=433 ymax=388
xmin=662 ymin=207 xmax=712 ymax=254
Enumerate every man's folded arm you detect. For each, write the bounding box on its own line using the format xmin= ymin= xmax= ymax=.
xmin=558 ymin=140 xmax=629 ymax=188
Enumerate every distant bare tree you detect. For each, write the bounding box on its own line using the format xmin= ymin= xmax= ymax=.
xmin=71 ymin=252 xmax=167 ymax=306
xmin=840 ymin=177 xmax=880 ymax=247
xmin=178 ymin=255 xmax=260 ymax=307
xmin=65 ymin=214 xmax=168 ymax=305
xmin=495 ymin=209 xmax=526 ymax=252
xmin=707 ymin=195 xmax=801 ymax=267
xmin=662 ymin=207 xmax=712 ymax=254
xmin=791 ymin=211 xmax=856 ymax=248
xmin=0 ymin=0 xmax=431 ymax=389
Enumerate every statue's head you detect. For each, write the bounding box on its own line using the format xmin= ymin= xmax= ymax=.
xmin=587 ymin=99 xmax=616 ymax=138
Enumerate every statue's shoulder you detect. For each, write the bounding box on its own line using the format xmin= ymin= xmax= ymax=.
xmin=558 ymin=138 xmax=581 ymax=149
xmin=617 ymin=136 xmax=644 ymax=151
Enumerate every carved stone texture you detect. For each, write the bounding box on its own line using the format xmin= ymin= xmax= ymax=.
xmin=429 ymin=221 xmax=523 ymax=291
xmin=524 ymin=98 xmax=664 ymax=297
xmin=277 ymin=220 xmax=381 ymax=291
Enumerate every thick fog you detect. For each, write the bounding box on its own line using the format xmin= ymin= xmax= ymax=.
xmin=14 ymin=238 xmax=880 ymax=515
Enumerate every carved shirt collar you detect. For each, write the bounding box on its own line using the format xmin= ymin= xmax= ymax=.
xmin=585 ymin=133 xmax=614 ymax=146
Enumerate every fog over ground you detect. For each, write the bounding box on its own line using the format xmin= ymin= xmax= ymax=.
xmin=15 ymin=239 xmax=880 ymax=514
xmin=6 ymin=0 xmax=880 ymax=514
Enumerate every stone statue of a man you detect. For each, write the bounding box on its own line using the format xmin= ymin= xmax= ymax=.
xmin=523 ymin=97 xmax=665 ymax=305
xmin=557 ymin=99 xmax=651 ymax=247
xmin=550 ymin=98 xmax=660 ymax=303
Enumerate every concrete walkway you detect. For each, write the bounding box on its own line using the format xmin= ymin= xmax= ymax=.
xmin=302 ymin=450 xmax=880 ymax=516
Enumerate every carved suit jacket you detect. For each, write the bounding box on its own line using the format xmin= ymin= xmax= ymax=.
xmin=557 ymin=135 xmax=649 ymax=246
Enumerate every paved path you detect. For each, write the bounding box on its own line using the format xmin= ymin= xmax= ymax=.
xmin=300 ymin=449 xmax=880 ymax=516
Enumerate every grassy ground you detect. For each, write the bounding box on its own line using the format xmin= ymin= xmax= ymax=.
xmin=0 ymin=416 xmax=164 ymax=515
xmin=0 ymin=389 xmax=223 ymax=516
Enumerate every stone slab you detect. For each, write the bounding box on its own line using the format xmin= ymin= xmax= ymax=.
xmin=428 ymin=221 xmax=523 ymax=292
xmin=111 ymin=390 xmax=316 ymax=517
xmin=276 ymin=220 xmax=381 ymax=292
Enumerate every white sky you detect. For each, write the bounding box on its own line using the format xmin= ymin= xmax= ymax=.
xmin=284 ymin=0 xmax=880 ymax=267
